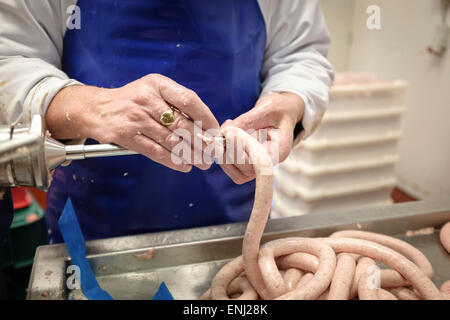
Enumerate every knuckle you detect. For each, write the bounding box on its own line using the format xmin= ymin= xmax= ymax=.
xmin=144 ymin=73 xmax=159 ymax=82
xmin=263 ymin=104 xmax=278 ymax=117
xmin=182 ymin=89 xmax=198 ymax=106
xmin=164 ymin=132 xmax=179 ymax=148
xmin=232 ymin=173 xmax=248 ymax=185
xmin=143 ymin=142 xmax=161 ymax=158
xmin=169 ymin=113 xmax=185 ymax=130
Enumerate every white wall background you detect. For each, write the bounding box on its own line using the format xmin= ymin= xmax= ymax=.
xmin=319 ymin=0 xmax=355 ymax=71
xmin=320 ymin=0 xmax=450 ymax=199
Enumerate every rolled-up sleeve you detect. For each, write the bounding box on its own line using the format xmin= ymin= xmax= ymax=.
xmin=258 ymin=0 xmax=334 ymax=143
xmin=0 ymin=0 xmax=80 ymax=126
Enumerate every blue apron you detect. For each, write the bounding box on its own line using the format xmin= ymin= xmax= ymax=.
xmin=46 ymin=0 xmax=267 ymax=243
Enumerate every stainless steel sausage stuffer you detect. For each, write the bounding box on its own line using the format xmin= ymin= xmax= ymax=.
xmin=0 ymin=115 xmax=136 ymax=190
xmin=0 ymin=115 xmax=226 ymax=190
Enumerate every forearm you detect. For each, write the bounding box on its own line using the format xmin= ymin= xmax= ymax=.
xmin=259 ymin=0 xmax=334 ymax=142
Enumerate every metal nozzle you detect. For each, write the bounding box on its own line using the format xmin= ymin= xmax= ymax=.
xmin=45 ymin=138 xmax=137 ymax=171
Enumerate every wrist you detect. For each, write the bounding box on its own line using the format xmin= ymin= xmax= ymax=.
xmin=45 ymin=85 xmax=104 ymax=140
xmin=280 ymin=92 xmax=305 ymax=125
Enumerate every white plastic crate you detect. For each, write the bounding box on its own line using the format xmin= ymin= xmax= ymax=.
xmin=272 ymin=77 xmax=407 ymax=217
xmin=273 ymin=178 xmax=395 ymax=217
xmin=276 ymin=155 xmax=398 ymax=191
xmin=327 ymin=81 xmax=408 ymax=113
xmin=307 ymin=106 xmax=405 ymax=142
xmin=290 ymin=131 xmax=401 ymax=167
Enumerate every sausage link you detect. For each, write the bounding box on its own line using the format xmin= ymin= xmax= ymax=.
xmin=200 ymin=289 xmax=211 ymax=300
xmin=357 ymin=258 xmax=378 ymax=300
xmin=349 ymin=257 xmax=375 ymax=299
xmin=282 ymin=268 xmax=303 ymax=291
xmin=377 ymin=288 xmax=398 ymax=300
xmin=328 ymin=253 xmax=356 ymax=300
xmin=389 ymin=287 xmax=421 ymax=300
xmin=295 ymin=272 xmax=314 ymax=288
xmin=223 ymin=127 xmax=274 ymax=300
xmin=318 ymin=289 xmax=329 ymax=300
xmin=440 ymin=280 xmax=450 ymax=295
xmin=206 ymin=126 xmax=444 ymax=301
xmin=227 ymin=276 xmax=259 ymax=300
xmin=440 ymin=222 xmax=450 ymax=254
xmin=259 ymin=238 xmax=336 ymax=300
xmin=322 ymin=238 xmax=442 ymax=300
xmin=211 ymin=256 xmax=245 ymax=300
xmin=331 ymin=230 xmax=434 ymax=286
xmin=276 ymin=252 xmax=319 ymax=273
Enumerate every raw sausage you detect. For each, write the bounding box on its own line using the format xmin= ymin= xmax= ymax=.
xmin=357 ymin=258 xmax=378 ymax=300
xmin=223 ymin=127 xmax=274 ymax=300
xmin=440 ymin=222 xmax=450 ymax=254
xmin=259 ymin=237 xmax=336 ymax=300
xmin=328 ymin=253 xmax=356 ymax=300
xmin=204 ymin=126 xmax=446 ymax=301
xmin=321 ymin=238 xmax=442 ymax=300
xmin=331 ymin=230 xmax=434 ymax=288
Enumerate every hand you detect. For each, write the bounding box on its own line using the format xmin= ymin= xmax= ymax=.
xmin=45 ymin=74 xmax=220 ymax=172
xmin=219 ymin=92 xmax=304 ymax=184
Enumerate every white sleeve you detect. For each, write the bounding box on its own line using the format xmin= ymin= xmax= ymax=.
xmin=258 ymin=0 xmax=334 ymax=143
xmin=0 ymin=0 xmax=80 ymax=126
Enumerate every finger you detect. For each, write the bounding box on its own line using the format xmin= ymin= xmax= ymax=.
xmin=219 ymin=163 xmax=255 ymax=185
xmin=144 ymin=98 xmax=216 ymax=158
xmin=155 ymin=75 xmax=219 ymax=130
xmin=234 ymin=162 xmax=255 ymax=177
xmin=267 ymin=123 xmax=293 ymax=164
xmin=221 ymin=119 xmax=234 ymax=128
xmin=225 ymin=143 xmax=255 ymax=177
xmin=138 ymin=116 xmax=212 ymax=170
xmin=126 ymin=133 xmax=192 ymax=173
xmin=214 ymin=125 xmax=255 ymax=179
xmin=223 ymin=127 xmax=256 ymax=176
xmin=230 ymin=96 xmax=280 ymax=131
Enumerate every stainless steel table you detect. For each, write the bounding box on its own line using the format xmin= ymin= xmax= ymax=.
xmin=27 ymin=199 xmax=450 ymax=300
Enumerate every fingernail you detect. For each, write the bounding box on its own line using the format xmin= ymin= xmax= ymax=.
xmin=198 ymin=161 xmax=212 ymax=171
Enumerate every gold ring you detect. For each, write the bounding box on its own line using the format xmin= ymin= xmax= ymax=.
xmin=160 ymin=108 xmax=175 ymax=126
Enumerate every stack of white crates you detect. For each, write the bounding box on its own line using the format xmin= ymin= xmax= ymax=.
xmin=272 ymin=79 xmax=408 ymax=218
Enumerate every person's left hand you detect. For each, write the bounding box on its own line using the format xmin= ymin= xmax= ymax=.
xmin=219 ymin=92 xmax=305 ymax=184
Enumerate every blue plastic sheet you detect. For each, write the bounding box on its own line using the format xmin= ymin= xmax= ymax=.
xmin=152 ymin=282 xmax=174 ymax=300
xmin=58 ymin=198 xmax=113 ymax=300
xmin=58 ymin=197 xmax=174 ymax=300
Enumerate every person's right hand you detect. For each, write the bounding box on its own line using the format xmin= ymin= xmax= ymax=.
xmin=45 ymin=74 xmax=220 ymax=172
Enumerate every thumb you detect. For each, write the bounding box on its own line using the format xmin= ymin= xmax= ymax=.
xmin=221 ymin=119 xmax=234 ymax=128
xmin=228 ymin=108 xmax=261 ymax=131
